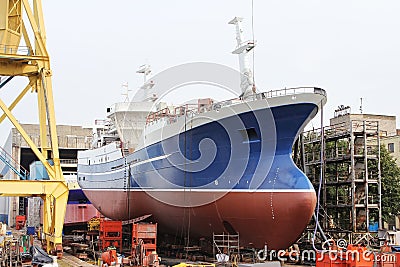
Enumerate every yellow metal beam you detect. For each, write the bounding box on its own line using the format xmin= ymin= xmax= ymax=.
xmin=0 ymin=180 xmax=68 ymax=249
xmin=0 ymin=97 xmax=56 ymax=178
xmin=21 ymin=0 xmax=47 ymax=56
xmin=37 ymin=77 xmax=49 ymax=157
xmin=21 ymin=20 xmax=33 ymax=53
xmin=0 ymin=81 xmax=33 ymax=124
xmin=40 ymin=72 xmax=63 ymax=179
xmin=0 ymin=62 xmax=39 ymax=75
xmin=33 ymin=0 xmax=46 ymax=45
xmin=42 ymin=189 xmax=68 ymax=250
xmin=0 ymin=53 xmax=48 ymax=60
xmin=0 ymin=180 xmax=68 ymax=197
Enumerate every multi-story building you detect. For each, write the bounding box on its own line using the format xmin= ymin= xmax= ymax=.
xmin=381 ymin=132 xmax=400 ymax=167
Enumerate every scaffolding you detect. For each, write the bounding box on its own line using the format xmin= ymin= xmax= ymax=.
xmin=213 ymin=233 xmax=240 ymax=261
xmin=303 ymin=119 xmax=382 ymax=244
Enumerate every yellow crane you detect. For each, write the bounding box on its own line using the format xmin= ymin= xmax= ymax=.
xmin=0 ymin=0 xmax=68 ymax=256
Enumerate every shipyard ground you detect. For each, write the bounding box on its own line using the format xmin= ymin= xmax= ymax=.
xmin=0 ymin=223 xmax=306 ymax=267
xmin=58 ymin=253 xmax=97 ymax=267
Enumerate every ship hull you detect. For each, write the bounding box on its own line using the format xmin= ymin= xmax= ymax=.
xmin=64 ymin=203 xmax=98 ymax=225
xmin=78 ymin=91 xmax=326 ymax=249
xmin=65 ymin=189 xmax=98 ymax=226
xmin=83 ymin=189 xmax=315 ymax=249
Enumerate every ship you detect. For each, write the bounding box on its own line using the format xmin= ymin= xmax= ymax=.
xmin=63 ymin=172 xmax=99 ymax=227
xmin=77 ymin=17 xmax=327 ymax=249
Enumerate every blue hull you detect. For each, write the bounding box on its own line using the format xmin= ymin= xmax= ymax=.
xmin=79 ymin=103 xmax=317 ymax=192
xmin=78 ymin=101 xmax=320 ymax=249
xmin=68 ymin=189 xmax=91 ymax=204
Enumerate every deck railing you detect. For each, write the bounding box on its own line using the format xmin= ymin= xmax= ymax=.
xmin=146 ymin=87 xmax=326 ymax=125
xmin=0 ymin=44 xmax=32 ymax=55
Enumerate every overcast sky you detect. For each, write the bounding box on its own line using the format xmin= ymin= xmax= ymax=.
xmin=1 ymin=0 xmax=400 ymax=142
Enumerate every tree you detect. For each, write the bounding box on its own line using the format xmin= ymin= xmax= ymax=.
xmin=379 ymin=146 xmax=400 ymax=223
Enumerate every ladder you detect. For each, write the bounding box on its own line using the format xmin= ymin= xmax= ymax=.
xmin=0 ymin=145 xmax=29 ymax=180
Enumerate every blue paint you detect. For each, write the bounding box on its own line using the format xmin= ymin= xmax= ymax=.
xmin=0 ymin=214 xmax=8 ymax=224
xmin=68 ymin=189 xmax=91 ymax=204
xmin=79 ymin=102 xmax=318 ymax=192
xmin=27 ymin=226 xmax=35 ymax=235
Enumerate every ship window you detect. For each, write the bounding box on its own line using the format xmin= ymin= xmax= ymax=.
xmin=239 ymin=128 xmax=260 ymax=143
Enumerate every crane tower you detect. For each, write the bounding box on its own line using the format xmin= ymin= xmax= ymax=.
xmin=0 ymin=0 xmax=68 ymax=256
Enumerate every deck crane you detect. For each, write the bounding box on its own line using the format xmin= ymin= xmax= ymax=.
xmin=0 ymin=0 xmax=68 ymax=256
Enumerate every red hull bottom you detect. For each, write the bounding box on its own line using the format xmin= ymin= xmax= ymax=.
xmin=64 ymin=204 xmax=99 ymax=225
xmin=83 ymin=190 xmax=316 ymax=249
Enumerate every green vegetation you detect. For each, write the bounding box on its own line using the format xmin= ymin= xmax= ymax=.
xmin=378 ymin=146 xmax=400 ymax=223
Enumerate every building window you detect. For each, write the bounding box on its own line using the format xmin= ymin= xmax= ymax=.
xmin=388 ymin=143 xmax=395 ymax=153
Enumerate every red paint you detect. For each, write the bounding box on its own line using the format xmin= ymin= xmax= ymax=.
xmin=84 ymin=190 xmax=316 ymax=249
xmin=99 ymin=219 xmax=122 ymax=252
xmin=16 ymin=215 xmax=26 ymax=230
xmin=64 ymin=204 xmax=98 ymax=225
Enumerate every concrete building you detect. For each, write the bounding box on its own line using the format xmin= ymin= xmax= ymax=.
xmin=330 ymin=106 xmax=397 ymax=137
xmin=330 ymin=107 xmax=400 ymax=165
xmin=381 ymin=135 xmax=400 ymax=167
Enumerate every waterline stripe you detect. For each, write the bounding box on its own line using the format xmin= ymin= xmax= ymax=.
xmin=82 ymin=188 xmax=315 ymax=193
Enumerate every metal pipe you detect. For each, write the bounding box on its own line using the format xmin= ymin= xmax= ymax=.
xmin=0 ymin=76 xmax=14 ymax=89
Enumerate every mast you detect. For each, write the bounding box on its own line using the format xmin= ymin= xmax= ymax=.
xmin=229 ymin=17 xmax=256 ymax=98
xmin=136 ymin=64 xmax=156 ymax=101
xmin=136 ymin=64 xmax=151 ymax=83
